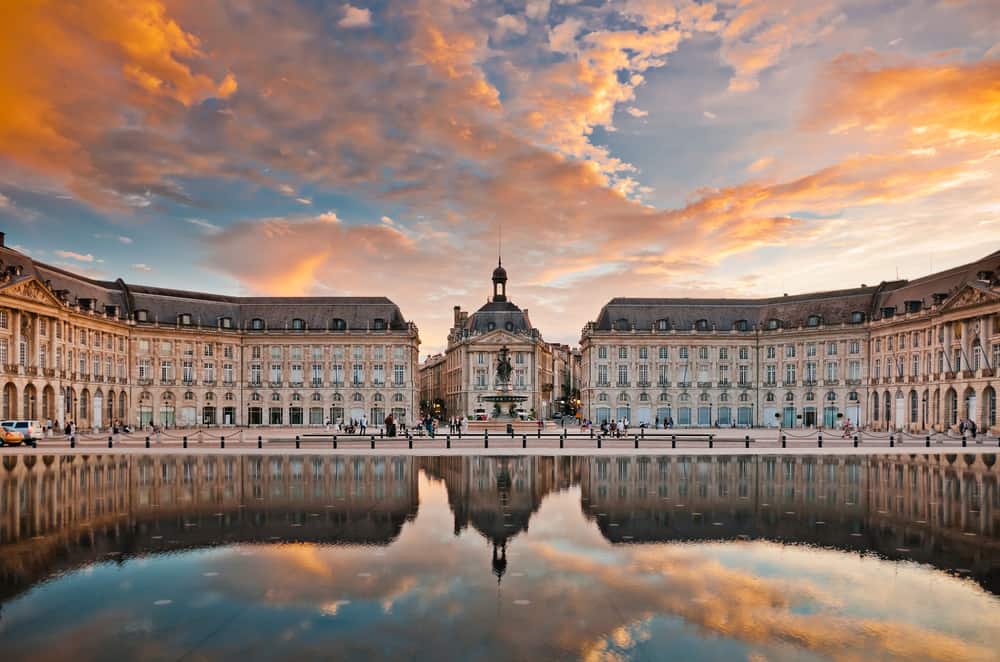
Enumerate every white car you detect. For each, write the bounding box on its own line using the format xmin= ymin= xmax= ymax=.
xmin=0 ymin=420 xmax=44 ymax=442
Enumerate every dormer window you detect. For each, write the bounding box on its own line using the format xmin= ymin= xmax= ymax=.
xmin=904 ymin=300 xmax=922 ymax=314
xmin=331 ymin=318 xmax=347 ymax=331
xmin=694 ymin=319 xmax=710 ymax=331
xmin=734 ymin=319 xmax=750 ymax=332
xmin=767 ymin=319 xmax=782 ymax=330
xmin=932 ymin=293 xmax=948 ymax=305
xmin=806 ymin=314 xmax=821 ymax=327
xmin=251 ymin=318 xmax=265 ymax=330
xmin=372 ymin=318 xmax=386 ymax=331
xmin=178 ymin=313 xmax=192 ymax=326
xmin=880 ymin=307 xmax=895 ymax=319
xmin=135 ymin=309 xmax=149 ymax=322
xmin=219 ymin=316 xmax=233 ymax=329
xmin=850 ymin=311 xmax=865 ymax=324
xmin=656 ymin=319 xmax=669 ymax=331
xmin=505 ymin=321 xmax=514 ymax=331
xmin=104 ymin=305 xmax=118 ymax=318
xmin=614 ymin=318 xmax=630 ymax=331
xmin=487 ymin=322 xmax=496 ymax=332
xmin=78 ymin=298 xmax=95 ymax=311
xmin=291 ymin=318 xmax=306 ymax=331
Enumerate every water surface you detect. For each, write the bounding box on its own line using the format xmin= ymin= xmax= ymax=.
xmin=0 ymin=453 xmax=997 ymax=661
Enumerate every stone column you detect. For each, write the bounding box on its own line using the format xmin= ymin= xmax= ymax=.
xmin=11 ymin=309 xmax=21 ymax=372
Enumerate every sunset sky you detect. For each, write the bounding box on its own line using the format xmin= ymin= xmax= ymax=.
xmin=1 ymin=0 xmax=998 ymax=354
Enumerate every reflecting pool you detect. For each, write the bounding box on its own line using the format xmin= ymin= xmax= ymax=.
xmin=0 ymin=453 xmax=998 ymax=661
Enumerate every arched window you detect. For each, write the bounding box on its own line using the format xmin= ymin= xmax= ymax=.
xmin=393 ymin=393 xmax=405 ymax=402
xmin=224 ymin=392 xmax=234 ymax=401
xmin=658 ymin=392 xmax=670 ymax=402
xmin=505 ymin=321 xmax=514 ymax=331
xmin=184 ymin=390 xmax=195 ymax=400
xmin=252 ymin=392 xmax=262 ymax=401
xmin=656 ymin=319 xmax=669 ymax=331
xmin=178 ymin=313 xmax=192 ymax=326
xmin=372 ymin=318 xmax=386 ymax=330
xmin=332 ymin=393 xmax=343 ymax=402
xmin=598 ymin=392 xmax=608 ymax=402
xmin=373 ymin=393 xmax=384 ymax=402
xmin=679 ymin=393 xmax=691 ymax=402
xmin=271 ymin=392 xmax=281 ymax=401
xmin=331 ymin=318 xmax=347 ymax=331
xmin=826 ymin=391 xmax=837 ymax=401
xmin=617 ymin=393 xmax=630 ymax=402
xmin=806 ymin=314 xmax=822 ymax=327
xmin=615 ymin=318 xmax=630 ymax=331
xmin=848 ymin=391 xmax=858 ymax=402
xmin=352 ymin=392 xmax=363 ymax=402
xmin=699 ymin=393 xmax=710 ymax=402
xmin=805 ymin=391 xmax=815 ymax=401
xmin=767 ymin=319 xmax=782 ymax=330
xmin=765 ymin=392 xmax=775 ymax=402
xmin=694 ymin=319 xmax=710 ymax=331
xmin=734 ymin=319 xmax=750 ymax=332
xmin=719 ymin=392 xmax=729 ymax=402
xmin=291 ymin=392 xmax=302 ymax=401
xmin=219 ymin=316 xmax=233 ymax=329
xmin=312 ymin=392 xmax=322 ymax=401
xmin=487 ymin=322 xmax=496 ymax=331
xmin=850 ymin=311 xmax=865 ymax=324
xmin=739 ymin=392 xmax=750 ymax=402
xmin=639 ymin=393 xmax=649 ymax=401
xmin=291 ymin=318 xmax=306 ymax=330
xmin=251 ymin=318 xmax=265 ymax=330
xmin=784 ymin=392 xmax=794 ymax=402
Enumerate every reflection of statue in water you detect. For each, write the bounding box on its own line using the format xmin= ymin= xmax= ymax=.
xmin=496 ymin=345 xmax=513 ymax=386
xmin=492 ymin=542 xmax=508 ymax=584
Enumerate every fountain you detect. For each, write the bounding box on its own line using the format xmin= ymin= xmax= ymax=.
xmin=480 ymin=345 xmax=528 ymax=419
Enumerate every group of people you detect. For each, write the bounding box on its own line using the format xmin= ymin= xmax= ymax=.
xmin=599 ymin=418 xmax=632 ymax=438
xmin=324 ymin=417 xmax=368 ymax=435
xmin=959 ymin=418 xmax=979 ymax=438
xmin=446 ymin=417 xmax=468 ymax=434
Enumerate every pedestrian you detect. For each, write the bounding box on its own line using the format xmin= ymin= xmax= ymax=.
xmin=970 ymin=419 xmax=978 ymax=439
xmin=360 ymin=416 xmax=367 ymax=435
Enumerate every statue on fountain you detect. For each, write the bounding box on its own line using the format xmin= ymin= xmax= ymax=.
xmin=496 ymin=345 xmax=513 ymax=388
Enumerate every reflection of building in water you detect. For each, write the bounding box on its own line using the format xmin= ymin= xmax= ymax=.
xmin=580 ymin=454 xmax=999 ymax=587
xmin=0 ymin=454 xmax=418 ymax=600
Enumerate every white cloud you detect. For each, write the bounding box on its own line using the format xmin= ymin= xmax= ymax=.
xmin=548 ymin=17 xmax=584 ymax=53
xmin=889 ymin=38 xmax=903 ymax=47
xmin=494 ymin=14 xmax=527 ymax=41
xmin=318 ymin=211 xmax=341 ymax=223
xmin=186 ymin=218 xmax=223 ymax=235
xmin=380 ymin=215 xmax=394 ymax=226
xmin=54 ymin=250 xmax=95 ymax=262
xmin=131 ymin=263 xmax=153 ymax=272
xmin=338 ymin=4 xmax=371 ymax=28
xmin=526 ymin=0 xmax=550 ymax=20
xmin=703 ymin=110 xmax=717 ymax=119
xmin=278 ymin=183 xmax=295 ymax=195
xmin=0 ymin=193 xmax=10 ymax=207
xmin=94 ymin=233 xmax=133 ymax=244
xmin=295 ymin=197 xmax=312 ymax=205
xmin=626 ymin=107 xmax=648 ymax=118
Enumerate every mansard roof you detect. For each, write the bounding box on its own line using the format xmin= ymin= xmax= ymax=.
xmin=465 ymin=299 xmax=532 ymax=335
xmin=0 ymin=245 xmax=411 ymax=331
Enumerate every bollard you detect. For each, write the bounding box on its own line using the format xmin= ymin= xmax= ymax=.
xmin=597 ymin=436 xmax=602 ymax=449
xmin=671 ymin=435 xmax=676 ymax=449
xmin=295 ymin=435 xmax=300 ymax=449
xmin=853 ymin=435 xmax=858 ymax=448
xmin=370 ymin=436 xmax=375 ymax=450
xmin=108 ymin=435 xmax=113 ymax=448
xmin=537 ymin=427 xmax=541 ymax=439
xmin=560 ymin=434 xmax=564 ymax=449
xmin=183 ymin=436 xmax=188 ymax=449
xmin=962 ymin=435 xmax=966 ymax=447
xmin=745 ymin=435 xmax=750 ymax=449
xmin=220 ymin=435 xmax=225 ymax=449
xmin=641 ymin=428 xmax=645 ymax=439
xmin=145 ymin=436 xmax=150 ymax=449
xmin=333 ymin=435 xmax=338 ymax=449
xmin=709 ymin=438 xmax=713 ymax=449
xmin=634 ymin=435 xmax=639 ymax=450
xmin=484 ymin=434 xmax=488 ymax=449
xmin=523 ymin=435 xmax=527 ymax=449
xmin=408 ymin=436 xmax=413 ymax=449
xmin=380 ymin=429 xmax=384 ymax=439
xmin=589 ymin=428 xmax=594 ymax=439
xmin=258 ymin=435 xmax=263 ymax=449
xmin=818 ymin=434 xmax=822 ymax=449
xmin=446 ymin=435 xmax=451 ymax=449
xmin=70 ymin=435 xmax=76 ymax=449
xmin=890 ymin=434 xmax=894 ymax=448
xmin=781 ymin=434 xmax=786 ymax=448
xmin=925 ymin=435 xmax=930 ymax=448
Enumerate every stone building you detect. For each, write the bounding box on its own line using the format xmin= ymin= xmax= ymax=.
xmin=433 ymin=260 xmax=554 ymax=419
xmin=0 ymin=234 xmax=420 ymax=429
xmin=580 ymin=251 xmax=1000 ymax=433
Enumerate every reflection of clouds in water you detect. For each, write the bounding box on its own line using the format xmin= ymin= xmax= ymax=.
xmin=194 ymin=479 xmax=999 ymax=661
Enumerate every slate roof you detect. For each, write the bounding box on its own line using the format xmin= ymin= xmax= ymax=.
xmin=0 ymin=245 xmax=411 ymax=331
xmin=465 ymin=300 xmax=532 ymax=334
xmin=875 ymin=250 xmax=1000 ymax=313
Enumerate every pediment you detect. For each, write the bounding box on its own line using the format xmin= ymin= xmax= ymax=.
xmin=939 ymin=282 xmax=1000 ymax=313
xmin=0 ymin=276 xmax=64 ymax=308
xmin=469 ymin=329 xmax=526 ymax=346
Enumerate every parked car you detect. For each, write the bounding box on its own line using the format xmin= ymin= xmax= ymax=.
xmin=0 ymin=425 xmax=34 ymax=447
xmin=0 ymin=420 xmax=44 ymax=442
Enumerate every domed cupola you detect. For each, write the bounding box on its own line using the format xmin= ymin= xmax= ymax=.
xmin=492 ymin=258 xmax=508 ymax=302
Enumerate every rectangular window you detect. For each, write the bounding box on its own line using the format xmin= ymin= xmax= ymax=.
xmin=251 ymin=346 xmax=262 ymax=360
xmin=738 ymin=364 xmax=749 ymax=385
xmin=352 ymin=364 xmax=364 ymax=385
xmin=394 ymin=364 xmax=405 ymax=385
xmin=698 ymin=346 xmax=709 ymax=360
xmin=718 ymin=364 xmax=729 ymax=384
xmin=0 ymin=339 xmax=9 ymax=365
xmin=204 ymin=343 xmax=214 ymax=357
xmin=20 ymin=341 xmax=28 ymax=367
xmin=658 ymin=347 xmax=668 ymax=360
xmin=353 ymin=346 xmax=363 ymax=361
xmin=912 ymin=353 xmax=920 ymax=375
xmin=92 ymin=357 xmax=100 ymax=376
xmin=827 ymin=341 xmax=837 ymax=356
xmin=271 ymin=346 xmax=282 ymax=360
xmin=785 ymin=345 xmax=795 ymax=358
xmin=658 ymin=364 xmax=669 ymax=384
xmin=825 ymin=362 xmax=838 ymax=381
xmin=161 ymin=340 xmax=171 ymax=354
xmin=270 ymin=363 xmax=282 ymax=383
xmin=250 ymin=363 xmax=262 ymax=385
xmin=766 ymin=364 xmax=776 ymax=384
xmin=784 ymin=363 xmax=796 ymax=384
xmin=161 ymin=360 xmax=173 ymax=381
xmin=766 ymin=346 xmax=776 ymax=359
xmin=204 ymin=362 xmax=215 ymax=382
xmin=224 ymin=345 xmax=234 ymax=359
xmin=373 ymin=346 xmax=384 ymax=361
xmin=312 ymin=363 xmax=323 ymax=384
xmin=183 ymin=343 xmax=193 ymax=356
xmin=515 ymin=352 xmax=525 ymax=365
xmin=679 ymin=347 xmax=689 ymax=360
xmin=719 ymin=347 xmax=729 ymax=360
xmin=183 ymin=360 xmax=194 ymax=382
xmin=806 ymin=343 xmax=816 ymax=357
xmin=138 ymin=358 xmax=151 ymax=379
xmin=849 ymin=340 xmax=860 ymax=354
xmin=848 ymin=360 xmax=861 ymax=381
xmin=638 ymin=364 xmax=648 ymax=384
xmin=597 ymin=365 xmax=608 ymax=385
xmin=617 ymin=364 xmax=628 ymax=385
xmin=805 ymin=362 xmax=817 ymax=382
xmin=0 ymin=311 xmax=7 ymax=329
xmin=223 ymin=363 xmax=234 ymax=383
xmin=291 ymin=363 xmax=303 ymax=383
xmin=39 ymin=318 xmax=46 ymax=336
xmin=738 ymin=346 xmax=749 ymax=360
xmin=874 ymin=359 xmax=880 ymax=379
xmin=312 ymin=346 xmax=323 ymax=360
xmin=373 ymin=364 xmax=385 ymax=385
xmin=618 ymin=347 xmax=628 ymax=359
xmin=598 ymin=346 xmax=608 ymax=360
xmin=639 ymin=346 xmax=648 ymax=360
xmin=291 ymin=346 xmax=303 ymax=360
xmin=331 ymin=364 xmax=344 ymax=385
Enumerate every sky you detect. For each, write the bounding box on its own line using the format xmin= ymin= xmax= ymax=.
xmin=1 ymin=0 xmax=998 ymax=356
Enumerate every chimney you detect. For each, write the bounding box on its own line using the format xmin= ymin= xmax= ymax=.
xmin=0 ymin=231 xmax=5 ymax=247
xmin=453 ymin=305 xmax=461 ymax=326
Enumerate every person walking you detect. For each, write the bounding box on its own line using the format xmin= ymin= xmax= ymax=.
xmin=360 ymin=415 xmax=367 ymax=435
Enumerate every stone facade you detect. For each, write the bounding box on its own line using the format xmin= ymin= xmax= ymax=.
xmin=0 ymin=238 xmax=420 ymax=430
xmin=581 ymin=251 xmax=1000 ymax=433
xmin=422 ymin=262 xmax=554 ymax=419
